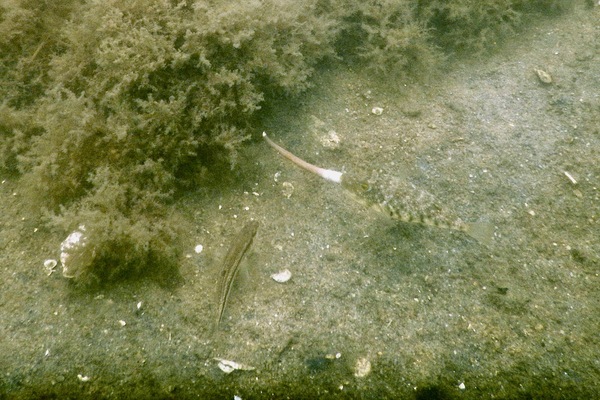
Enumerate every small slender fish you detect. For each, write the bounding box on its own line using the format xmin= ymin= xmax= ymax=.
xmin=263 ymin=132 xmax=493 ymax=245
xmin=216 ymin=220 xmax=259 ymax=326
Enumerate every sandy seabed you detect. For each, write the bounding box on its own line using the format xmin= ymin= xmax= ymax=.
xmin=1 ymin=4 xmax=598 ymax=399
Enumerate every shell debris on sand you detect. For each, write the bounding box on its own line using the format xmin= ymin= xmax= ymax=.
xmin=213 ymin=358 xmax=255 ymax=374
xmin=371 ymin=106 xmax=384 ymax=115
xmin=534 ymin=68 xmax=552 ymax=84
xmin=309 ymin=115 xmax=341 ymax=150
xmin=271 ymin=269 xmax=292 ymax=283
xmin=354 ymin=357 xmax=372 ymax=378
xmin=320 ymin=130 xmax=341 ymax=149
xmin=281 ymin=181 xmax=294 ymax=198
xmin=44 ymin=259 xmax=58 ymax=276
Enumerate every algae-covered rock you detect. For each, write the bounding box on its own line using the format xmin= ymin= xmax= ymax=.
xmin=60 ymin=225 xmax=90 ymax=279
xmin=49 ymin=165 xmax=184 ymax=286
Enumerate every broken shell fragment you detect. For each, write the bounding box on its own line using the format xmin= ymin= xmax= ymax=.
xmin=44 ymin=259 xmax=58 ymax=276
xmin=271 ymin=269 xmax=292 ymax=283
xmin=371 ymin=107 xmax=384 ymax=115
xmin=281 ymin=182 xmax=294 ymax=198
xmin=214 ymin=358 xmax=255 ymax=374
xmin=534 ymin=68 xmax=552 ymax=84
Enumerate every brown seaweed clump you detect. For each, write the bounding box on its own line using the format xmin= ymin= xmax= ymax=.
xmin=1 ymin=0 xmax=336 ymax=285
xmin=0 ymin=0 xmax=574 ymax=285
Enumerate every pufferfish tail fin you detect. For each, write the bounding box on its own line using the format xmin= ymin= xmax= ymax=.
xmin=464 ymin=221 xmax=495 ymax=246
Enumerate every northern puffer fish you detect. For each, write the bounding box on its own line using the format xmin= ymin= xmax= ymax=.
xmin=263 ymin=132 xmax=493 ymax=245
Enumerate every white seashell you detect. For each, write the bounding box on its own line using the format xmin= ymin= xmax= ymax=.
xmin=44 ymin=259 xmax=58 ymax=276
xmin=371 ymin=107 xmax=384 ymax=115
xmin=213 ymin=358 xmax=255 ymax=374
xmin=216 ymin=361 xmax=235 ymax=374
xmin=271 ymin=269 xmax=292 ymax=283
xmin=534 ymin=68 xmax=552 ymax=84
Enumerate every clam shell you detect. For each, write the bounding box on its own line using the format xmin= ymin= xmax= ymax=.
xmin=534 ymin=68 xmax=552 ymax=84
xmin=271 ymin=269 xmax=292 ymax=283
